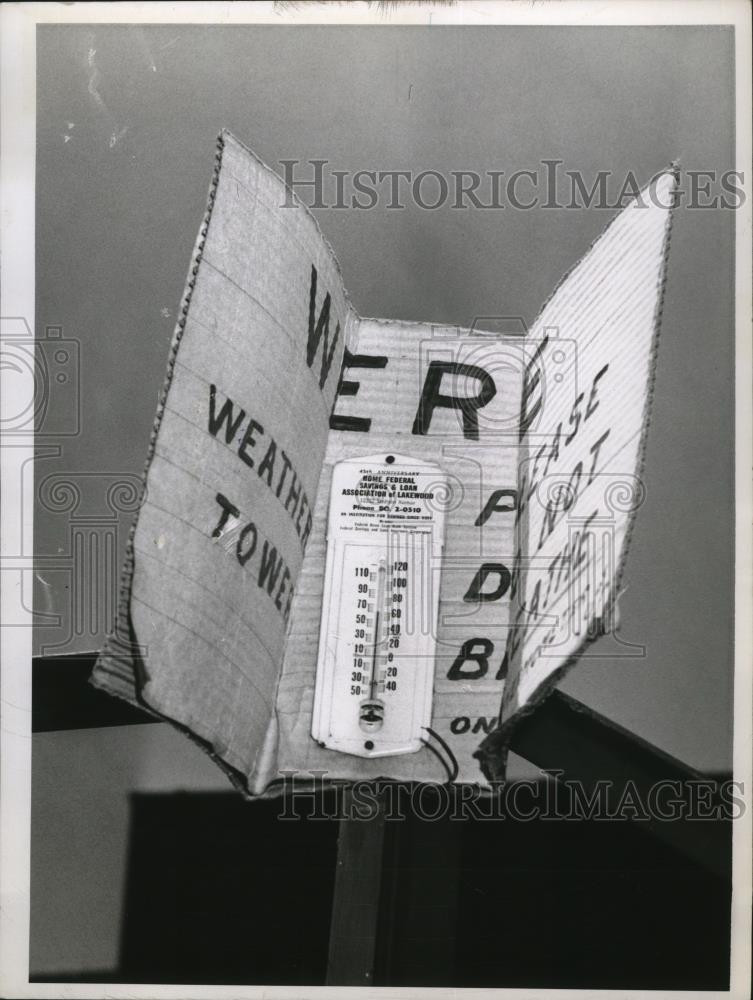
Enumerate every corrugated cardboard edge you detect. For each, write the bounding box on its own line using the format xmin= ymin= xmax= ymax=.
xmin=90 ymin=129 xmax=362 ymax=799
xmin=89 ymin=131 xmax=253 ymax=793
xmin=475 ymin=165 xmax=680 ymax=784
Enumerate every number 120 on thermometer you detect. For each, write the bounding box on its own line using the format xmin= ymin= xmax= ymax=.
xmin=312 ymin=454 xmax=447 ymax=758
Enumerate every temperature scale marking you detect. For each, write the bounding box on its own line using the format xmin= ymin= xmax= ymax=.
xmin=311 ymin=454 xmax=447 ymax=758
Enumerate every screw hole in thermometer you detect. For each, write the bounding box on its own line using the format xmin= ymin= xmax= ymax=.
xmin=312 ymin=454 xmax=447 ymax=758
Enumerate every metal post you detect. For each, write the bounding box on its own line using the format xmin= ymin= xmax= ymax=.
xmin=325 ymin=786 xmax=387 ymax=986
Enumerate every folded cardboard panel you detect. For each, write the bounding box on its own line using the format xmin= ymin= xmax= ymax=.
xmin=93 ymin=132 xmax=674 ymax=796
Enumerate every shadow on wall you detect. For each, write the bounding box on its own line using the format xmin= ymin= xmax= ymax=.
xmin=33 ymin=787 xmax=731 ymax=989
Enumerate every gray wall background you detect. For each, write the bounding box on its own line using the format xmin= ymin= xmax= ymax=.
xmin=33 ymin=24 xmax=735 ymax=974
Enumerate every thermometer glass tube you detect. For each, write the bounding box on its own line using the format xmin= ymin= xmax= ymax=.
xmin=312 ymin=454 xmax=447 ymax=757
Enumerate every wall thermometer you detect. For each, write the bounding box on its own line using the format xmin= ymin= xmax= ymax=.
xmin=312 ymin=453 xmax=447 ymax=758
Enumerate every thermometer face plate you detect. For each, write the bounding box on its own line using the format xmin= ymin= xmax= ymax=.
xmin=312 ymin=454 xmax=447 ymax=758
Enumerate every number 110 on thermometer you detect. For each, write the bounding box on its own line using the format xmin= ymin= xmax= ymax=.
xmin=312 ymin=454 xmax=447 ymax=758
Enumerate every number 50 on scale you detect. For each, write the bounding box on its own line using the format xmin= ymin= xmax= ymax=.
xmin=312 ymin=454 xmax=447 ymax=758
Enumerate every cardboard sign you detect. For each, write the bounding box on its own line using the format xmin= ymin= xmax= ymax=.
xmin=271 ymin=318 xmax=522 ymax=791
xmin=488 ymin=168 xmax=678 ymax=743
xmin=93 ymin=132 xmax=524 ymax=792
xmin=93 ymin=131 xmax=675 ymax=794
xmin=93 ymin=132 xmax=353 ymax=785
